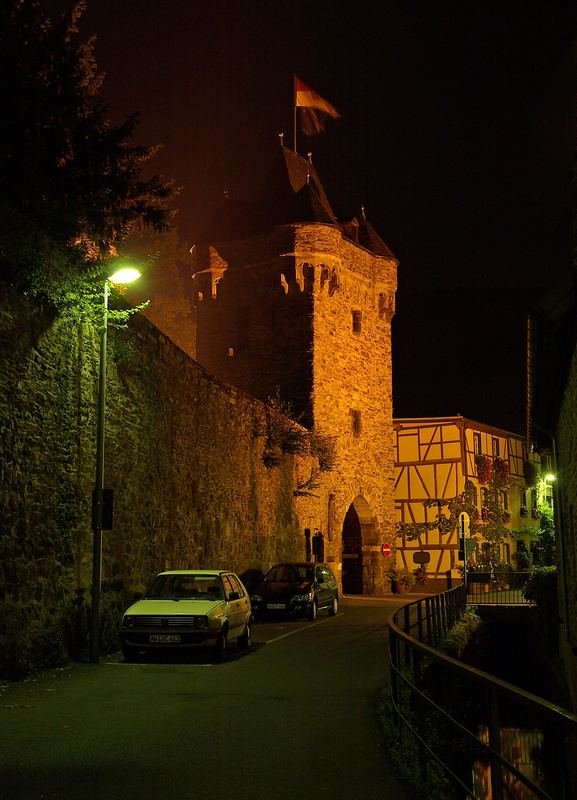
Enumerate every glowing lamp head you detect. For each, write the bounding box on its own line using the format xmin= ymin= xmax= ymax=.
xmin=544 ymin=473 xmax=556 ymax=483
xmin=109 ymin=266 xmax=141 ymax=285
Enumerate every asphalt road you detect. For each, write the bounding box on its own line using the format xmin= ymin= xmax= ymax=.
xmin=0 ymin=597 xmax=413 ymax=800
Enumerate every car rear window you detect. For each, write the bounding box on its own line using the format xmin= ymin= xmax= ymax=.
xmin=265 ymin=565 xmax=314 ymax=582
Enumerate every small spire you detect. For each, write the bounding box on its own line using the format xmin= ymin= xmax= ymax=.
xmin=306 ymin=172 xmax=310 ymax=184
xmin=279 ymin=131 xmax=284 ymax=147
xmin=361 ymin=205 xmax=366 ymax=221
xmin=307 ymin=151 xmax=313 ymax=163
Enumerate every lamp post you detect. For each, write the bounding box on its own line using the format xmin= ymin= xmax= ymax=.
xmin=89 ymin=266 xmax=141 ymax=663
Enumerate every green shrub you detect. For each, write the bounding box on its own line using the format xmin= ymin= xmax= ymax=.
xmin=523 ymin=566 xmax=558 ymax=655
xmin=0 ymin=595 xmax=72 ymax=681
xmin=441 ymin=608 xmax=481 ymax=659
xmin=523 ymin=566 xmax=557 ymax=610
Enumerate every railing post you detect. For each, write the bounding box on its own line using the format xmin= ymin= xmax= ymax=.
xmin=413 ymin=649 xmax=428 ymax=783
xmin=440 ymin=592 xmax=448 ymax=637
xmin=432 ymin=595 xmax=439 ymax=646
xmin=403 ymin=604 xmax=411 ymax=666
xmin=425 ymin=596 xmax=432 ymax=644
xmin=417 ymin=599 xmax=423 ymax=642
xmin=389 ymin=630 xmax=399 ymax=728
xmin=487 ymin=686 xmax=503 ymax=799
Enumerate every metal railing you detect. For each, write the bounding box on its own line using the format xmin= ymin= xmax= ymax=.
xmin=467 ymin=571 xmax=532 ymax=606
xmin=388 ymin=586 xmax=577 ymax=799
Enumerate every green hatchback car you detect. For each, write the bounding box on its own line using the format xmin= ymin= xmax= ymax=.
xmin=120 ymin=570 xmax=252 ymax=662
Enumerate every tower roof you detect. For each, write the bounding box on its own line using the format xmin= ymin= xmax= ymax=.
xmin=358 ymin=215 xmax=397 ymax=260
xmin=194 ymin=146 xmax=396 ymax=260
xmin=259 ymin=147 xmax=337 ymax=225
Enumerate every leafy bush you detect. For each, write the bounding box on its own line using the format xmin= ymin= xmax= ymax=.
xmin=0 ymin=596 xmax=73 ymax=680
xmin=441 ymin=607 xmax=481 ymax=659
xmin=523 ymin=566 xmax=558 ymax=655
xmin=523 ymin=566 xmax=557 ymax=610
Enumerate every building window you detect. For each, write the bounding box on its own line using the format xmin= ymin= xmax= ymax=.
xmin=473 ymin=433 xmax=481 ymax=455
xmin=227 ymin=347 xmax=234 ymax=357
xmin=351 ymin=409 xmax=362 ymax=437
xmin=502 ymin=492 xmax=509 ymax=511
xmin=352 ymin=310 xmax=362 ymax=333
xmin=492 ymin=437 xmax=500 ymax=457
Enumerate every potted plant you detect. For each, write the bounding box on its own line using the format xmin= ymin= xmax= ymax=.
xmin=413 ymin=564 xmax=428 ymax=585
xmin=387 ymin=565 xmax=416 ymax=594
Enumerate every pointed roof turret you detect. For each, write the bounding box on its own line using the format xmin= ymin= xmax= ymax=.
xmin=259 ymin=146 xmax=337 ymax=226
xmin=356 ymin=207 xmax=397 ymax=260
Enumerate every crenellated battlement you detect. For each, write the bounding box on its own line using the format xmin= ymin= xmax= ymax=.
xmin=192 ymin=222 xmax=396 ymax=322
xmin=192 ymin=146 xmax=398 ymax=595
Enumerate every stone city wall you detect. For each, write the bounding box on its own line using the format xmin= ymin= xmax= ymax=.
xmin=556 ymin=345 xmax=577 ymax=709
xmin=0 ymin=285 xmax=322 ymax=673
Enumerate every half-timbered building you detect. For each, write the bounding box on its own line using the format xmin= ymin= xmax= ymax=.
xmin=393 ymin=416 xmax=541 ymax=588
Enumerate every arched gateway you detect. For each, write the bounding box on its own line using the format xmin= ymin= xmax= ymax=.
xmin=192 ymin=146 xmax=397 ymax=591
xmin=341 ymin=496 xmax=379 ymax=595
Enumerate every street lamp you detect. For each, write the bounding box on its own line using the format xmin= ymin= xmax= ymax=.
xmin=89 ymin=264 xmax=141 ymax=663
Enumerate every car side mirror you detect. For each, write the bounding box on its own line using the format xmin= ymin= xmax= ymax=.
xmin=228 ymin=591 xmax=240 ymax=601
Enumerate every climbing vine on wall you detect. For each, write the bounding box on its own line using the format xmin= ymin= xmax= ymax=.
xmin=396 ymin=480 xmax=481 ymax=541
xmin=259 ymin=390 xmax=337 ymax=496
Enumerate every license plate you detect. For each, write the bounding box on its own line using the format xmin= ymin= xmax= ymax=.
xmin=149 ymin=634 xmax=181 ymax=643
xmin=266 ymin=603 xmax=286 ymax=610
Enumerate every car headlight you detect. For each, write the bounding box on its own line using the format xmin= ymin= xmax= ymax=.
xmin=123 ymin=616 xmax=135 ymax=628
xmin=251 ymin=595 xmax=262 ymax=604
xmin=195 ymin=616 xmax=208 ymax=629
xmin=291 ymin=592 xmax=313 ymax=603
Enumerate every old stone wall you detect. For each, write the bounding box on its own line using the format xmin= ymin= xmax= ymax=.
xmin=193 ymin=221 xmax=398 ymax=595
xmin=555 ymin=345 xmax=577 ymax=709
xmin=299 ymin=227 xmax=397 ymax=593
xmin=0 ymin=285 xmax=322 ymax=672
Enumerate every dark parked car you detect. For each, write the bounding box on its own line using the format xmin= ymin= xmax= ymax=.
xmin=251 ymin=562 xmax=338 ymax=621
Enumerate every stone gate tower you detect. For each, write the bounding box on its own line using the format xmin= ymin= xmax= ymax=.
xmin=191 ymin=146 xmax=397 ymax=593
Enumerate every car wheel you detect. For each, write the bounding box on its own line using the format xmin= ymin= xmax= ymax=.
xmin=122 ymin=644 xmax=139 ymax=663
xmin=307 ymin=601 xmax=318 ymax=621
xmin=328 ymin=595 xmax=338 ymax=616
xmin=212 ymin=629 xmax=228 ymax=662
xmin=237 ymin=620 xmax=252 ymax=649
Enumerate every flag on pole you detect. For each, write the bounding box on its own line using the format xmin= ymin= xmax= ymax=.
xmin=294 ymin=76 xmax=340 ymax=136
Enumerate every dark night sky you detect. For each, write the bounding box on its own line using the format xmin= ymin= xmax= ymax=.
xmin=46 ymin=0 xmax=577 ymax=434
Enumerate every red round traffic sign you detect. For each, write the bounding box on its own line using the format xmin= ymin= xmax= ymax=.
xmin=381 ymin=542 xmax=392 ymax=557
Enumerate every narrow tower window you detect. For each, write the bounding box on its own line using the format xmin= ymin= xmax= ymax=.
xmin=351 ymin=409 xmax=362 ymax=437
xmin=352 ymin=310 xmax=362 ymax=333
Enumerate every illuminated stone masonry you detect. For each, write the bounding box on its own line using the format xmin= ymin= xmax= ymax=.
xmin=193 ymin=146 xmax=398 ymax=594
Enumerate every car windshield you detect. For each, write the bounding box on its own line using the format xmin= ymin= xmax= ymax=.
xmin=143 ymin=574 xmax=224 ymax=600
xmin=264 ymin=565 xmax=314 ymax=583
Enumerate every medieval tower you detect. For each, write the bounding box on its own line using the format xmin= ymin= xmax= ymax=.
xmin=191 ymin=146 xmax=397 ymax=594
